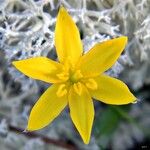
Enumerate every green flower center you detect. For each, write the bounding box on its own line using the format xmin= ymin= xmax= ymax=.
xmin=69 ymin=70 xmax=83 ymax=83
xmin=56 ymin=65 xmax=97 ymax=97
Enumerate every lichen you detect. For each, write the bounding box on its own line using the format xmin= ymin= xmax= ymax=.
xmin=0 ymin=0 xmax=150 ymax=149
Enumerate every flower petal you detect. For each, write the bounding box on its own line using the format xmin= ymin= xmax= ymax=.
xmin=91 ymin=75 xmax=136 ymax=105
xmin=69 ymin=84 xmax=94 ymax=144
xmin=12 ymin=57 xmax=64 ymax=83
xmin=55 ymin=6 xmax=83 ymax=65
xmin=27 ymin=84 xmax=68 ymax=131
xmin=78 ymin=37 xmax=127 ymax=77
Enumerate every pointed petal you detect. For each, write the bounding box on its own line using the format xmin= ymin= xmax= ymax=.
xmin=69 ymin=84 xmax=94 ymax=144
xmin=91 ymin=75 xmax=136 ymax=105
xmin=78 ymin=37 xmax=127 ymax=77
xmin=27 ymin=84 xmax=68 ymax=131
xmin=55 ymin=6 xmax=83 ymax=64
xmin=12 ymin=57 xmax=64 ymax=83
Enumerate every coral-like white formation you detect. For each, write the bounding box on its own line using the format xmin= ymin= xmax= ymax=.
xmin=0 ymin=0 xmax=150 ymax=149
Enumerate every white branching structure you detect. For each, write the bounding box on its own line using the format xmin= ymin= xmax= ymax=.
xmin=0 ymin=0 xmax=150 ymax=149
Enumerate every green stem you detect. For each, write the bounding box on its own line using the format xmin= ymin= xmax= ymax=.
xmin=111 ymin=106 xmax=150 ymax=137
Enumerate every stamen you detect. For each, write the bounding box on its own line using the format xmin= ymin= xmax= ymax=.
xmin=56 ymin=84 xmax=67 ymax=97
xmin=75 ymin=70 xmax=83 ymax=78
xmin=85 ymin=78 xmax=98 ymax=90
xmin=73 ymin=82 xmax=82 ymax=95
xmin=70 ymin=70 xmax=83 ymax=83
xmin=57 ymin=73 xmax=69 ymax=81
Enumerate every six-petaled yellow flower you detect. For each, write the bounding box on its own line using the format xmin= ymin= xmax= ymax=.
xmin=12 ymin=7 xmax=136 ymax=144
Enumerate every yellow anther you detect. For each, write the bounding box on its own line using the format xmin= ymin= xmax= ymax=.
xmin=85 ymin=78 xmax=98 ymax=90
xmin=56 ymin=84 xmax=67 ymax=97
xmin=70 ymin=70 xmax=83 ymax=83
xmin=73 ymin=82 xmax=82 ymax=95
xmin=57 ymin=73 xmax=69 ymax=81
xmin=75 ymin=70 xmax=83 ymax=78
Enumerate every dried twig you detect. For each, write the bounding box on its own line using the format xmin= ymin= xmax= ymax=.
xmin=9 ymin=125 xmax=78 ymax=150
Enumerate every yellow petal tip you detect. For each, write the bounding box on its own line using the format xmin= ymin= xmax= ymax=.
xmin=83 ymin=138 xmax=90 ymax=145
xmin=131 ymin=95 xmax=137 ymax=104
xmin=12 ymin=61 xmax=17 ymax=66
xmin=12 ymin=60 xmax=22 ymax=70
xmin=127 ymin=90 xmax=137 ymax=104
xmin=124 ymin=92 xmax=137 ymax=105
xmin=26 ymin=123 xmax=38 ymax=132
xmin=12 ymin=61 xmax=21 ymax=69
xmin=59 ymin=5 xmax=67 ymax=13
xmin=26 ymin=125 xmax=33 ymax=132
xmin=118 ymin=36 xmax=128 ymax=44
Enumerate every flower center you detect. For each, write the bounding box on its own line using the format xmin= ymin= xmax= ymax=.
xmin=69 ymin=70 xmax=83 ymax=83
xmin=56 ymin=68 xmax=84 ymax=97
xmin=56 ymin=65 xmax=97 ymax=97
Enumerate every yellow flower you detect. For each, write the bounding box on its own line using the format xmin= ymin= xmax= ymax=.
xmin=12 ymin=7 xmax=136 ymax=144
